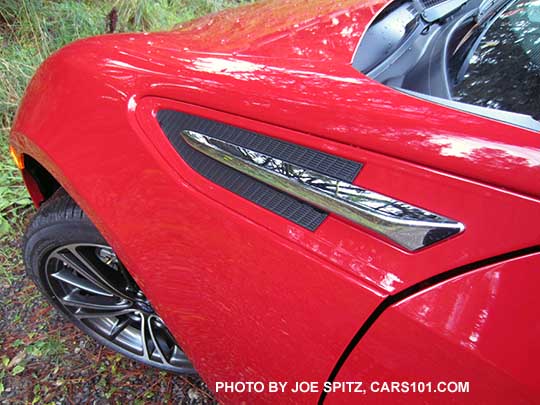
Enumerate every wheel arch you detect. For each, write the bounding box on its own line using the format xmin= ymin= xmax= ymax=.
xmin=20 ymin=153 xmax=61 ymax=206
xmin=14 ymin=145 xmax=122 ymax=262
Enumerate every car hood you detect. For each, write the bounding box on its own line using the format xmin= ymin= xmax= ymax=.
xmin=168 ymin=0 xmax=388 ymax=62
xmin=16 ymin=0 xmax=540 ymax=199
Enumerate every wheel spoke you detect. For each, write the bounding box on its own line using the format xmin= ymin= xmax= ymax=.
xmin=171 ymin=346 xmax=183 ymax=363
xmin=109 ymin=316 xmax=132 ymax=338
xmin=148 ymin=315 xmax=170 ymax=364
xmin=53 ymin=245 xmax=132 ymax=300
xmin=51 ymin=269 xmax=113 ymax=297
xmin=62 ymin=290 xmax=131 ymax=310
xmin=44 ymin=242 xmax=193 ymax=373
xmin=138 ymin=312 xmax=153 ymax=361
xmin=50 ymin=251 xmax=120 ymax=298
xmin=74 ymin=308 xmax=135 ymax=319
xmin=170 ymin=345 xmax=192 ymax=367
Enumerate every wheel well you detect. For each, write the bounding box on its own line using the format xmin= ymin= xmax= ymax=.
xmin=23 ymin=155 xmax=61 ymax=205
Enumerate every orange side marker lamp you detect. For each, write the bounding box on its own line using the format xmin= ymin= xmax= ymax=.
xmin=9 ymin=145 xmax=25 ymax=170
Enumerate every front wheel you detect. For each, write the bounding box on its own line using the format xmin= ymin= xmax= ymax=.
xmin=23 ymin=189 xmax=195 ymax=374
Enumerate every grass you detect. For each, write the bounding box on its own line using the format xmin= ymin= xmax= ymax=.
xmin=0 ymin=0 xmax=249 ymax=242
xmin=0 ymin=0 xmax=250 ymax=402
xmin=0 ymin=282 xmax=217 ymax=403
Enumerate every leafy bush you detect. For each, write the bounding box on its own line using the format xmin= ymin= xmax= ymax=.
xmin=0 ymin=0 xmax=249 ymax=276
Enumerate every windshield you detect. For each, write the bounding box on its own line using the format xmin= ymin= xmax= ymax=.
xmin=452 ymin=0 xmax=540 ymax=119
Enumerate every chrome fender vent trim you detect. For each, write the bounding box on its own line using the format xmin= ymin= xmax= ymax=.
xmin=157 ymin=110 xmax=329 ymax=231
xmin=182 ymin=130 xmax=464 ymax=251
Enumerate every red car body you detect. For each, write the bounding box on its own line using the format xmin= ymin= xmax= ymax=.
xmin=9 ymin=0 xmax=540 ymax=403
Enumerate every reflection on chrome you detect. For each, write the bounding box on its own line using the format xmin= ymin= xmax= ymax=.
xmin=181 ymin=130 xmax=464 ymax=250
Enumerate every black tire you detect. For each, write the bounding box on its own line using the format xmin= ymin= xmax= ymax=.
xmin=24 ymin=188 xmax=195 ymax=374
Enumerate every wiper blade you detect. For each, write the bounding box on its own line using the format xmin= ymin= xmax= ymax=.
xmin=477 ymin=0 xmax=513 ymax=23
xmin=421 ymin=0 xmax=469 ymax=22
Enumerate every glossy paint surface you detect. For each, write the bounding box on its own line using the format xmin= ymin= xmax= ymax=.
xmin=9 ymin=0 xmax=540 ymax=403
xmin=328 ymin=252 xmax=540 ymax=404
xmin=136 ymin=97 xmax=540 ymax=295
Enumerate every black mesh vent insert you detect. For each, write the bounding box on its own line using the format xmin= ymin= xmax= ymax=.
xmin=420 ymin=0 xmax=447 ymax=8
xmin=158 ymin=110 xmax=362 ymax=182
xmin=157 ymin=110 xmax=362 ymax=231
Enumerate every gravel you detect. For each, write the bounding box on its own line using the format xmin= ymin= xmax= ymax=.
xmin=0 ymin=238 xmax=216 ymax=404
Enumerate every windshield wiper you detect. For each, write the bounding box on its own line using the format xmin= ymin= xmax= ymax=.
xmin=477 ymin=0 xmax=513 ymax=23
xmin=420 ymin=0 xmax=470 ymax=22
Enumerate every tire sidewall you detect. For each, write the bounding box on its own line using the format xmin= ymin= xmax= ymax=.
xmin=25 ymin=220 xmax=106 ymax=299
xmin=23 ymin=191 xmax=195 ymax=374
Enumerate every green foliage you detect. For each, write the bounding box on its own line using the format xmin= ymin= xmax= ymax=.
xmin=0 ymin=0 xmax=249 ymax=285
xmin=0 ymin=5 xmax=247 ymax=399
xmin=11 ymin=364 xmax=25 ymax=376
xmin=112 ymin=0 xmax=250 ymax=32
xmin=0 ymin=0 xmax=116 ymax=256
xmin=26 ymin=337 xmax=67 ymax=361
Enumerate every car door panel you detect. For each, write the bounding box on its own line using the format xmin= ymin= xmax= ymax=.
xmin=326 ymin=252 xmax=540 ymax=404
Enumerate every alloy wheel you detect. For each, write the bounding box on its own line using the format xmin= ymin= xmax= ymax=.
xmin=43 ymin=243 xmax=193 ymax=373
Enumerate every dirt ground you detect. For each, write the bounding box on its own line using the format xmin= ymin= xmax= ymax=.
xmin=0 ymin=233 xmax=216 ymax=404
